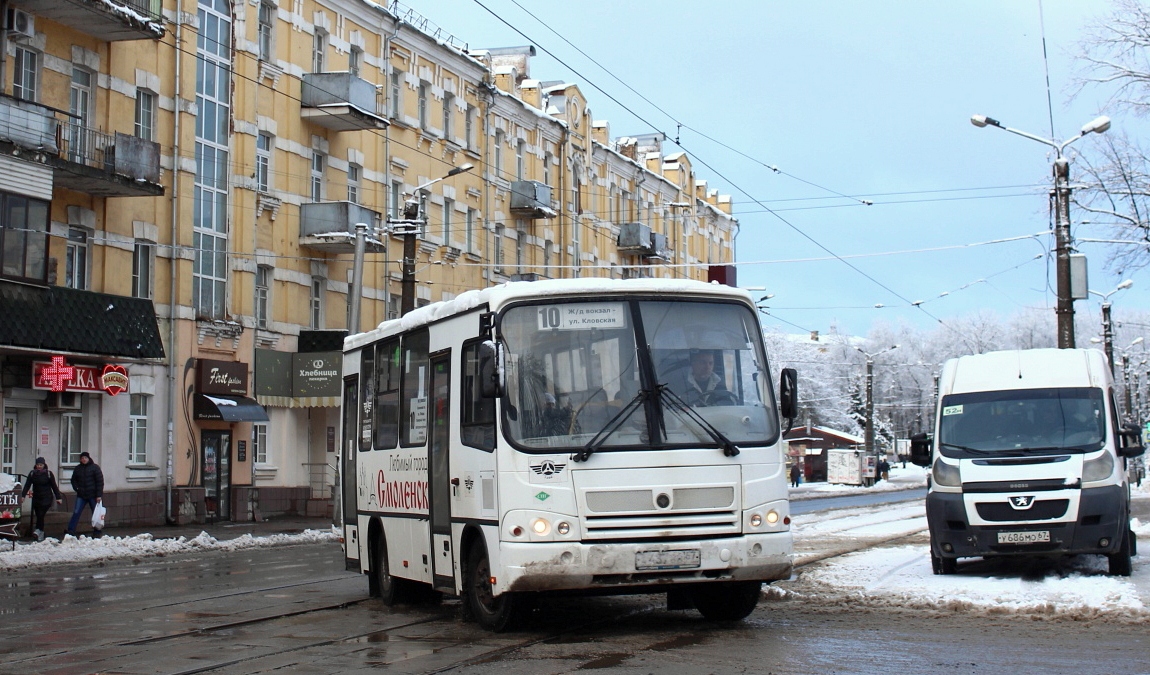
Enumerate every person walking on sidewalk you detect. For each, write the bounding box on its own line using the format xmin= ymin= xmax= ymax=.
xmin=789 ymin=462 xmax=801 ymax=488
xmin=20 ymin=457 xmax=62 ymax=542
xmin=67 ymin=452 xmax=104 ymax=538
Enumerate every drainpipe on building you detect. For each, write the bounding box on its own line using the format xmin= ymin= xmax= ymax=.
xmin=164 ymin=9 xmax=186 ymax=525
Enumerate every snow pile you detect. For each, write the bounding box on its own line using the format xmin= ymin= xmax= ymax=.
xmin=790 ymin=464 xmax=928 ymax=500
xmin=0 ymin=528 xmax=339 ymax=571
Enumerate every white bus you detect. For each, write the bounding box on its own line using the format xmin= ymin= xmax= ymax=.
xmin=340 ymin=278 xmax=797 ymax=630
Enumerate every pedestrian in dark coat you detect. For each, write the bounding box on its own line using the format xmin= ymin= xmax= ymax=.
xmin=67 ymin=452 xmax=104 ymax=537
xmin=20 ymin=457 xmax=62 ymax=542
xmin=789 ymin=462 xmax=801 ymax=488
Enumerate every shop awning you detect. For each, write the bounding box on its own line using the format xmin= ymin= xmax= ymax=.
xmin=194 ymin=394 xmax=269 ymax=422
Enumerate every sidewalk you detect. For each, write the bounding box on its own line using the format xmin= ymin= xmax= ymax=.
xmin=29 ymin=513 xmax=337 ymax=544
xmin=788 ymin=465 xmax=929 ymax=501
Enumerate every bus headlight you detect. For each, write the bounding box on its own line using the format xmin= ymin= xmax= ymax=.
xmin=750 ymin=513 xmax=763 ymax=528
xmin=1083 ymin=452 xmax=1115 ymax=482
xmin=556 ymin=521 xmax=570 ymax=536
xmin=932 ymin=459 xmax=961 ymax=487
xmin=531 ymin=518 xmax=551 ymax=536
xmin=765 ymin=510 xmax=780 ymax=525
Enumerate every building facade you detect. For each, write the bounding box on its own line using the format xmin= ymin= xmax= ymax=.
xmin=0 ymin=0 xmax=736 ymax=526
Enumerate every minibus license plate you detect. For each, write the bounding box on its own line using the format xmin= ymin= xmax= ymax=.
xmin=636 ymin=549 xmax=701 ymax=570
xmin=997 ymin=530 xmax=1050 ymax=544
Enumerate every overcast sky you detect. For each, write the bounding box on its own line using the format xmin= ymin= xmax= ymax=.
xmin=418 ymin=0 xmax=1149 ymax=341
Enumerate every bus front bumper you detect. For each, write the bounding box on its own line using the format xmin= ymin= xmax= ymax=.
xmin=496 ymin=531 xmax=793 ymax=595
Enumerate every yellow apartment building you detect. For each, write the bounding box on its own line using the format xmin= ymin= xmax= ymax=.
xmin=0 ymin=0 xmax=735 ymax=526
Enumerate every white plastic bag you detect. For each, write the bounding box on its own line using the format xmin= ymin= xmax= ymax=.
xmin=91 ymin=502 xmax=106 ymax=530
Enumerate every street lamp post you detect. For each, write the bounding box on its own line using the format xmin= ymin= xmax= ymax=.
xmin=386 ymin=163 xmax=475 ymax=316
xmin=855 ymin=345 xmax=898 ymax=475
xmin=970 ymin=114 xmax=1111 ymax=348
xmin=1119 ymin=337 xmax=1145 ymax=416
xmin=1088 ymin=279 xmax=1133 ymax=374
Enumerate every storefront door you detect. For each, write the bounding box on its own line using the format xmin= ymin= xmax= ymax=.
xmin=2 ymin=412 xmax=15 ymax=475
xmin=202 ymin=431 xmax=232 ymax=521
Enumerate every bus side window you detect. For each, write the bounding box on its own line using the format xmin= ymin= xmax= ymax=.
xmin=461 ymin=340 xmax=495 ymax=451
xmin=374 ymin=338 xmax=400 ymax=449
xmin=359 ymin=347 xmax=375 ymax=452
xmin=401 ymin=329 xmax=430 ymax=447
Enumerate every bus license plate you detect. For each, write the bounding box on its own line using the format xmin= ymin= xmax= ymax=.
xmin=636 ymin=549 xmax=701 ymax=571
xmin=997 ymin=530 xmax=1050 ymax=544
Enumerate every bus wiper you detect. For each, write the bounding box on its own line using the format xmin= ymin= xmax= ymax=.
xmin=939 ymin=442 xmax=993 ymax=456
xmin=573 ymin=390 xmax=647 ymax=463
xmin=658 ymin=385 xmax=740 ymax=457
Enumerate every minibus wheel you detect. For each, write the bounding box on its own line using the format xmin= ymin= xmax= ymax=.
xmin=465 ymin=544 xmax=519 ymax=631
xmin=1108 ymin=528 xmax=1133 ymax=577
xmin=931 ymin=550 xmax=957 ymax=575
xmin=690 ymin=581 xmax=761 ymax=621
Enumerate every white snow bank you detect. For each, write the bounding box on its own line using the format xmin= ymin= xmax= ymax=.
xmin=0 ymin=528 xmax=339 ymax=571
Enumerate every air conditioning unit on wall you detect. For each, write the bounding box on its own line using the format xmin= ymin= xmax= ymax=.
xmin=6 ymin=8 xmax=35 ymax=40
xmin=44 ymin=391 xmax=82 ymax=411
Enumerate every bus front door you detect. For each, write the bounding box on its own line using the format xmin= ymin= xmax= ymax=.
xmin=428 ymin=352 xmax=455 ymax=590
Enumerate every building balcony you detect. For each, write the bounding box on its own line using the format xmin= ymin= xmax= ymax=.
xmin=617 ymin=222 xmax=654 ymax=255
xmin=0 ymin=97 xmax=163 ymax=198
xmin=299 ymin=201 xmax=384 ymax=253
xmin=509 ymin=180 xmax=557 ymax=219
xmin=8 ymin=0 xmax=164 ymax=42
xmin=300 ymin=73 xmax=388 ymax=131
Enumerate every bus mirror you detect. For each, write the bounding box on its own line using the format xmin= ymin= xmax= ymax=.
xmin=778 ymin=368 xmax=798 ymax=422
xmin=1118 ymin=422 xmax=1146 ymax=458
xmin=479 ymin=340 xmax=503 ymax=398
xmin=909 ymin=432 xmax=932 ymax=467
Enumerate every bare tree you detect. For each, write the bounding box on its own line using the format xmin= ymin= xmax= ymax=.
xmin=1074 ymin=0 xmax=1150 ymax=272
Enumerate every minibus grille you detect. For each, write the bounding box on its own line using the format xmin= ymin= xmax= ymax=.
xmin=975 ymin=499 xmax=1070 ymax=522
xmin=582 ymin=486 xmax=739 ymax=539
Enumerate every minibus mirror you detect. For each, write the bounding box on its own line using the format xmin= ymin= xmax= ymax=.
xmin=1118 ymin=422 xmax=1146 ymax=458
xmin=478 ymin=340 xmax=503 ymax=398
xmin=909 ymin=432 xmax=933 ymax=467
xmin=778 ymin=368 xmax=798 ymax=426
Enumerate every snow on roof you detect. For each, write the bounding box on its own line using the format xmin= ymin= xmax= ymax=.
xmin=344 ymin=278 xmax=754 ymax=351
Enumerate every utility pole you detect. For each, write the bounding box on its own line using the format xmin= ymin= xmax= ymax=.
xmin=1102 ymin=302 xmax=1114 ymax=375
xmin=864 ymin=356 xmax=875 ymax=458
xmin=1052 ymin=157 xmax=1075 ymax=348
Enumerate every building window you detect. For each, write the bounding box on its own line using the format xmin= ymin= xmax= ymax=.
xmin=390 ymin=180 xmax=403 ymax=220
xmin=255 ymin=265 xmax=271 ymax=329
xmin=347 ymin=163 xmax=360 ymax=203
xmin=515 ymin=223 xmax=525 ymax=273
xmin=442 ymin=198 xmax=453 ymax=242
xmin=13 ymin=48 xmax=38 ymax=102
xmin=258 ymin=0 xmax=275 ymax=61
xmin=493 ymin=224 xmax=504 ymax=273
xmin=348 ymin=45 xmax=362 ymax=77
xmin=543 ymin=152 xmax=552 ymax=189
xmin=310 ymin=277 xmax=323 ymax=328
xmin=465 ymin=208 xmax=476 ymax=253
xmin=256 ymin=132 xmax=272 ymax=193
xmin=418 ymin=82 xmax=429 ymax=130
xmin=135 ymin=89 xmax=156 ymax=140
xmin=129 ymin=394 xmax=150 ymax=465
xmin=132 ymin=241 xmax=153 ymax=299
xmin=310 ymin=151 xmax=324 ymax=201
xmin=442 ymin=92 xmax=454 ymax=139
xmin=61 ymin=414 xmax=82 ymax=465
xmin=65 ymin=228 xmax=88 ymax=290
xmin=389 ymin=69 xmax=403 ymax=120
xmin=465 ymin=104 xmax=476 ymax=150
xmin=253 ymin=423 xmax=269 ymax=463
xmin=0 ymin=193 xmax=49 ymax=283
xmin=312 ymin=29 xmax=326 ymax=72
xmin=516 ymin=140 xmax=526 ymax=181
xmin=544 ymin=239 xmax=552 ymax=277
xmin=69 ymin=67 xmax=94 ymax=163
xmin=194 ymin=0 xmax=232 ymax=319
xmin=493 ymin=131 xmax=504 ymax=180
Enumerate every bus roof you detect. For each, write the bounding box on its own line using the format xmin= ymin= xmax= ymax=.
xmin=344 ymin=277 xmax=754 ymax=352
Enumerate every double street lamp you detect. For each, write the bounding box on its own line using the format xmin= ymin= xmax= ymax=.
xmin=970 ymin=113 xmax=1111 ymax=348
xmin=1088 ymin=279 xmax=1133 ymax=374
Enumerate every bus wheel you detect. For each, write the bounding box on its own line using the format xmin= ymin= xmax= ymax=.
xmin=373 ymin=535 xmax=405 ymax=606
xmin=465 ymin=544 xmax=518 ymax=632
xmin=1109 ymin=528 xmax=1133 ymax=577
xmin=690 ymin=581 xmax=761 ymax=621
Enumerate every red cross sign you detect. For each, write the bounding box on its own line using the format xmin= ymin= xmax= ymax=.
xmin=39 ymin=355 xmax=75 ymax=393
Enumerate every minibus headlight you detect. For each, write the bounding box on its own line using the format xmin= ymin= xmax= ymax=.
xmin=932 ymin=459 xmax=961 ymax=487
xmin=1083 ymin=452 xmax=1115 ymax=482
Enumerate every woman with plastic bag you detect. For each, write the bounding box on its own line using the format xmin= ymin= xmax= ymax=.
xmin=67 ymin=452 xmax=104 ymax=538
xmin=19 ymin=458 xmax=62 ymax=542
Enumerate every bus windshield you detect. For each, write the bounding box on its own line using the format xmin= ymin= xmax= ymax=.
xmin=937 ymin=387 xmax=1107 ymax=458
xmin=499 ymin=297 xmax=777 ymax=452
